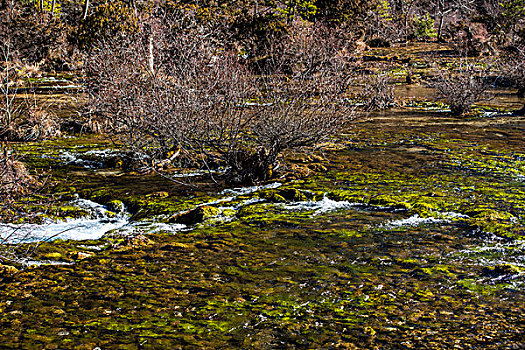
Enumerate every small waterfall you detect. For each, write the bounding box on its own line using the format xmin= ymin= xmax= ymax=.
xmin=0 ymin=198 xmax=129 ymax=243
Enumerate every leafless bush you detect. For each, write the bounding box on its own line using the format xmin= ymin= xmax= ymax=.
xmin=498 ymin=46 xmax=525 ymax=97
xmin=0 ymin=41 xmax=21 ymax=138
xmin=262 ymin=19 xmax=354 ymax=78
xmin=360 ymin=74 xmax=395 ymax=111
xmin=87 ymin=15 xmax=354 ymax=185
xmin=0 ymin=144 xmax=41 ymax=263
xmin=449 ymin=23 xmax=496 ymax=57
xmin=363 ymin=5 xmax=411 ymax=46
xmin=431 ymin=62 xmax=491 ymax=115
xmin=0 ymin=148 xmax=34 ymax=199
xmin=8 ymin=103 xmax=61 ymax=141
xmin=1 ymin=40 xmax=62 ymax=141
xmin=0 ymin=41 xmax=49 ymax=263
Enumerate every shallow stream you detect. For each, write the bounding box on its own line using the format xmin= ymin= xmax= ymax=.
xmin=1 ymin=70 xmax=524 ymax=348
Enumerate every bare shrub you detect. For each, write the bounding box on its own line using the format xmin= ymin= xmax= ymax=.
xmin=360 ymin=74 xmax=395 ymax=111
xmin=262 ymin=19 xmax=354 ymax=77
xmin=0 ymin=41 xmax=49 ymax=263
xmin=449 ymin=23 xmax=496 ymax=57
xmin=1 ymin=40 xmax=62 ymax=141
xmin=222 ymin=74 xmax=352 ymax=184
xmin=0 ymin=148 xmax=34 ymax=198
xmin=87 ymin=15 xmax=354 ymax=185
xmin=0 ymin=41 xmax=22 ymax=138
xmin=498 ymin=46 xmax=525 ymax=97
xmin=0 ymin=145 xmax=41 ymax=263
xmin=10 ymin=104 xmax=61 ymax=141
xmin=431 ymin=62 xmax=491 ymax=116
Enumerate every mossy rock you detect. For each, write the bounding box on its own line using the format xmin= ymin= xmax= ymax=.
xmin=237 ymin=204 xmax=269 ymax=218
xmin=0 ymin=264 xmax=19 ymax=279
xmin=409 ymin=197 xmax=445 ymax=215
xmin=465 ymin=208 xmax=516 ymax=237
xmin=278 ymin=188 xmax=308 ymax=202
xmin=260 ymin=191 xmax=286 ymax=203
xmin=259 ymin=188 xmax=308 ymax=203
xmin=221 ymin=209 xmax=236 ymax=218
xmin=170 ymin=206 xmax=220 ymax=225
xmin=327 ymin=190 xmax=365 ymax=203
xmin=83 ymin=187 xmax=116 ymax=204
xmin=368 ymin=195 xmax=412 ymax=210
xmin=57 ymin=206 xmax=90 ymax=219
xmin=124 ymin=196 xmax=182 ymax=219
xmin=465 ymin=208 xmax=514 ymax=221
xmin=42 ymin=252 xmax=64 ymax=260
xmin=54 ymin=186 xmax=77 ymax=201
xmin=105 ymin=210 xmax=117 ymax=218
xmin=107 ymin=200 xmax=125 ymax=213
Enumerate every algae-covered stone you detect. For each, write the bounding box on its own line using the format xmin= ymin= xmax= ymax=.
xmin=107 ymin=200 xmax=125 ymax=213
xmin=260 ymin=188 xmax=309 ymax=203
xmin=170 ymin=206 xmax=220 ymax=225
xmin=277 ymin=188 xmax=308 ymax=202
xmin=465 ymin=208 xmax=516 ymax=237
xmin=368 ymin=195 xmax=412 ymax=210
xmin=72 ymin=251 xmax=94 ymax=260
xmin=43 ymin=252 xmax=63 ymax=260
xmin=0 ymin=264 xmax=18 ymax=279
xmin=260 ymin=191 xmax=286 ymax=203
xmin=465 ymin=208 xmax=513 ymax=221
xmin=237 ymin=204 xmax=269 ymax=218
xmin=327 ymin=190 xmax=364 ymax=203
xmin=57 ymin=206 xmax=90 ymax=219
xmin=409 ymin=197 xmax=445 ymax=215
xmin=146 ymin=191 xmax=169 ymax=198
xmin=105 ymin=210 xmax=117 ymax=218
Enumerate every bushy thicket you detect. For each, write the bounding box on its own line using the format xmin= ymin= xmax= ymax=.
xmin=2 ymin=0 xmax=523 ymax=69
xmin=432 ymin=62 xmax=491 ymax=116
xmin=498 ymin=45 xmax=525 ymax=97
xmin=86 ymin=13 xmax=354 ymax=184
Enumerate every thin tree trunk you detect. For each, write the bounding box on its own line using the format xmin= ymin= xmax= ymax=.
xmin=51 ymin=0 xmax=56 ymax=15
xmin=437 ymin=14 xmax=444 ymax=42
xmin=82 ymin=0 xmax=90 ymax=20
xmin=148 ymin=35 xmax=154 ymax=73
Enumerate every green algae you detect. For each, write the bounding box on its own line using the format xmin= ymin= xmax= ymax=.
xmin=171 ymin=206 xmax=221 ymax=225
xmin=2 ymin=72 xmax=525 ymax=348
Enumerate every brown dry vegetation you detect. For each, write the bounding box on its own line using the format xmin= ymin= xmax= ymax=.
xmin=87 ymin=16 xmax=355 ymax=184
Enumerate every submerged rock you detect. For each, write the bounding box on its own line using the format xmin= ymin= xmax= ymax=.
xmin=483 ymin=264 xmax=522 ymax=277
